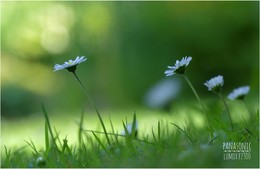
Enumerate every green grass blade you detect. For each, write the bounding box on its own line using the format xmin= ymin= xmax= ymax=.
xmin=84 ymin=129 xmax=155 ymax=145
xmin=78 ymin=110 xmax=84 ymax=146
xmin=91 ymin=131 xmax=109 ymax=154
xmin=4 ymin=145 xmax=11 ymax=158
xmin=95 ymin=110 xmax=111 ymax=145
xmin=131 ymin=112 xmax=137 ymax=138
xmin=41 ymin=103 xmax=60 ymax=151
xmin=24 ymin=139 xmax=39 ymax=155
xmin=45 ymin=121 xmax=50 ymax=151
xmin=3 ymin=145 xmax=11 ymax=167
xmin=171 ymin=122 xmax=193 ymax=143
xmin=109 ymin=114 xmax=119 ymax=144
xmin=54 ymin=127 xmax=63 ymax=147
xmin=122 ymin=121 xmax=129 ymax=136
xmin=151 ymin=127 xmax=157 ymax=144
xmin=158 ymin=121 xmax=161 ymax=143
xmin=241 ymin=115 xmax=248 ymax=127
xmin=61 ymin=136 xmax=72 ymax=155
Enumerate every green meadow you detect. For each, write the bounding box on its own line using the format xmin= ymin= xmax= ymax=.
xmin=1 ymin=1 xmax=259 ymax=168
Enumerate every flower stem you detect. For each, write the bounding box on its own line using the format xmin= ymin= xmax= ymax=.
xmin=242 ymin=100 xmax=253 ymax=121
xmin=72 ymin=71 xmax=111 ymax=145
xmin=218 ymin=93 xmax=234 ymax=131
xmin=182 ymin=74 xmax=213 ymax=140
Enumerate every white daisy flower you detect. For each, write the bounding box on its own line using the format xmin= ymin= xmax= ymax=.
xmin=164 ymin=56 xmax=192 ymax=76
xmin=227 ymin=86 xmax=250 ymax=100
xmin=204 ymin=75 xmax=224 ymax=93
xmin=54 ymin=56 xmax=87 ymax=72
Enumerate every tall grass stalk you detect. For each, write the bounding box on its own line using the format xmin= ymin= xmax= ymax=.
xmin=78 ymin=110 xmax=85 ymax=147
xmin=171 ymin=122 xmax=193 ymax=144
xmin=44 ymin=122 xmax=50 ymax=152
xmin=42 ymin=103 xmax=60 ymax=151
xmin=109 ymin=115 xmax=120 ymax=144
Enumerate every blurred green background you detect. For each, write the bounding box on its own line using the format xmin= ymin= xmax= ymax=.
xmin=1 ymin=1 xmax=259 ymax=118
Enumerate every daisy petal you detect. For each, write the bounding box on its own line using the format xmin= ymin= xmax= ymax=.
xmin=164 ymin=56 xmax=192 ymax=76
xmin=53 ymin=56 xmax=87 ymax=72
xmin=204 ymin=75 xmax=224 ymax=93
xmin=227 ymin=86 xmax=250 ymax=100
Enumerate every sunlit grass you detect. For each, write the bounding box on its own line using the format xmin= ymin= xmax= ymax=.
xmin=2 ymin=70 xmax=258 ymax=168
xmin=1 ymin=102 xmax=259 ymax=168
xmin=1 ymin=104 xmax=206 ymax=149
xmin=2 ymin=97 xmax=256 ymax=149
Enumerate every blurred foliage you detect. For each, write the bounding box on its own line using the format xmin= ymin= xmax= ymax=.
xmin=1 ymin=1 xmax=259 ymax=117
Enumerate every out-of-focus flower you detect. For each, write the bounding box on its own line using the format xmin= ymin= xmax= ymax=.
xmin=54 ymin=56 xmax=87 ymax=72
xmin=204 ymin=75 xmax=224 ymax=93
xmin=36 ymin=156 xmax=46 ymax=167
xmin=227 ymin=86 xmax=250 ymax=100
xmin=144 ymin=78 xmax=181 ymax=110
xmin=164 ymin=56 xmax=192 ymax=76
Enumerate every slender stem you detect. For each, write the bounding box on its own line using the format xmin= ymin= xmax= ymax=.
xmin=78 ymin=110 xmax=84 ymax=147
xmin=242 ymin=100 xmax=253 ymax=121
xmin=72 ymin=72 xmax=96 ymax=111
xmin=218 ymin=93 xmax=233 ymax=131
xmin=182 ymin=74 xmax=213 ymax=139
xmin=84 ymin=129 xmax=155 ymax=145
xmin=72 ymin=71 xmax=111 ymax=145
